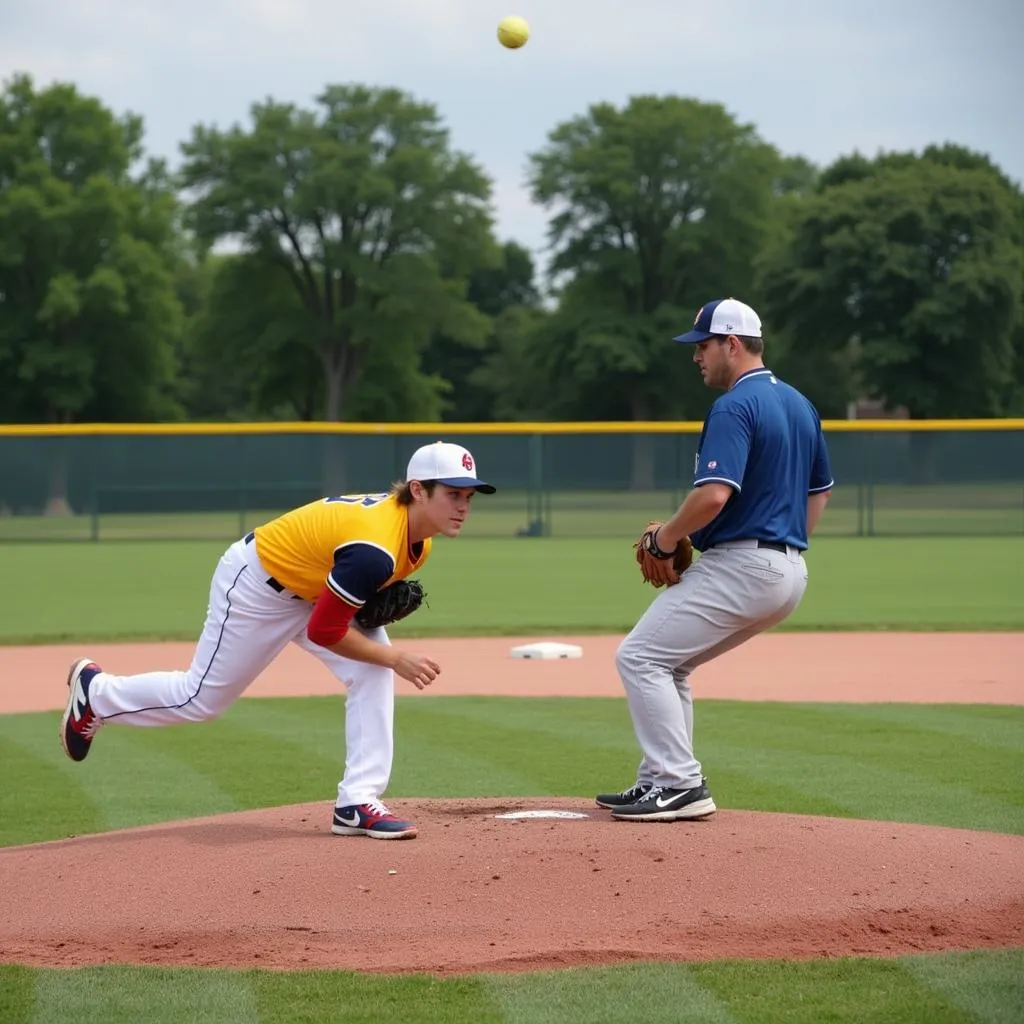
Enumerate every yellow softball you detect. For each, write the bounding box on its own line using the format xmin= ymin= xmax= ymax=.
xmin=497 ymin=15 xmax=530 ymax=49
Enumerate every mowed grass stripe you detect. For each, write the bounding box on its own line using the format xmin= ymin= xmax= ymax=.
xmin=0 ymin=733 xmax=107 ymax=846
xmin=0 ymin=717 xmax=239 ymax=840
xmin=129 ymin=706 xmax=350 ymax=811
xmin=0 ymin=965 xmax=34 ymax=1024
xmin=483 ymin=963 xmax=740 ymax=1024
xmin=392 ymin=698 xmax=634 ymax=797
xmin=822 ymin=703 xmax=1024 ymax=755
xmin=2 ymin=700 xmax=1023 ymax=847
xmin=2 ymin=537 xmax=1023 ymax=644
xmin=687 ymin=955 xmax=992 ymax=1024
xmin=2 ymin=952 xmax=1021 ymax=1023
xmin=696 ymin=702 xmax=1024 ymax=833
xmin=903 ymin=948 xmax=1024 ymax=1023
xmin=250 ymin=970 xmax=506 ymax=1024
xmin=31 ymin=966 xmax=260 ymax=1024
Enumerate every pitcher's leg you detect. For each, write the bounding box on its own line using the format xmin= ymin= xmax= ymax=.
xmin=88 ymin=544 xmax=306 ymax=725
xmin=294 ymin=628 xmax=395 ymax=806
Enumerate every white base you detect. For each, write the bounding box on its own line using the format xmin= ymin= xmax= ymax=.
xmin=509 ymin=641 xmax=583 ymax=660
xmin=494 ymin=809 xmax=590 ymax=820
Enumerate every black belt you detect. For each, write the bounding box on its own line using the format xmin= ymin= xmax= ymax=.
xmin=244 ymin=531 xmax=303 ymax=598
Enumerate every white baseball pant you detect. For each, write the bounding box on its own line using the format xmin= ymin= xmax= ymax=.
xmin=86 ymin=536 xmax=395 ymax=807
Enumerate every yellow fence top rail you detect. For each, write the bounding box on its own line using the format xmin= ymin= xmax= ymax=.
xmin=0 ymin=419 xmax=1022 ymax=437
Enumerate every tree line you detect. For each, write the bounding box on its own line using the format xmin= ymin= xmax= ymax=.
xmin=2 ymin=71 xmax=1022 ymax=426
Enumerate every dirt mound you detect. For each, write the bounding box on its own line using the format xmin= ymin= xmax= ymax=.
xmin=1 ymin=798 xmax=1021 ymax=974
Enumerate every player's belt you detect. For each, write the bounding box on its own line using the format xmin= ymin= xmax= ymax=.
xmin=244 ymin=532 xmax=304 ymax=600
xmin=706 ymin=539 xmax=789 ymax=553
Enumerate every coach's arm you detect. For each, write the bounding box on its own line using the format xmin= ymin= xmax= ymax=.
xmin=807 ymin=490 xmax=831 ymax=538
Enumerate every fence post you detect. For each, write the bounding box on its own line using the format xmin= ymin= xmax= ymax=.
xmin=237 ymin=433 xmax=247 ymax=539
xmin=87 ymin=437 xmax=99 ymax=542
xmin=526 ymin=432 xmax=546 ymax=536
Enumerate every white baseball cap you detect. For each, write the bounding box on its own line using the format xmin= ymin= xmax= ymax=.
xmin=406 ymin=441 xmax=496 ymax=494
xmin=673 ymin=298 xmax=763 ymax=343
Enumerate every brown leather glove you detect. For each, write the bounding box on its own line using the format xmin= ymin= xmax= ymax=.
xmin=634 ymin=521 xmax=694 ymax=588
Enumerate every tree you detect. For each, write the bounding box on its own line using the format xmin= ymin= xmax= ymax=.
xmin=178 ymin=84 xmax=496 ymax=423
xmin=758 ymin=148 xmax=1024 ymax=420
xmin=0 ymin=74 xmax=184 ymax=516
xmin=183 ymin=253 xmax=317 ymax=421
xmin=527 ymin=96 xmax=797 ymax=415
xmin=422 ymin=240 xmax=541 ymax=421
xmin=0 ymin=74 xmax=184 ymax=426
xmin=526 ymin=96 xmax=797 ymax=483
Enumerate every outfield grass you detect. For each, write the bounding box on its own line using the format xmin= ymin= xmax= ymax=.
xmin=2 ymin=698 xmax=1022 ymax=846
xmin=1 ymin=697 xmax=1022 ymax=1021
xmin=1 ymin=536 xmax=1022 ymax=644
xmin=2 ymin=949 xmax=1022 ymax=1024
xmin=1 ymin=481 xmax=1021 ymax=541
xmin=2 ymin=529 xmax=1021 ymax=1020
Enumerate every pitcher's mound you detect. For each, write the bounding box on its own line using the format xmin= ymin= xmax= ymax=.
xmin=1 ymin=798 xmax=1021 ymax=973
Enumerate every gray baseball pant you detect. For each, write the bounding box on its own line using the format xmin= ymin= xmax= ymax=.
xmin=615 ymin=539 xmax=808 ymax=790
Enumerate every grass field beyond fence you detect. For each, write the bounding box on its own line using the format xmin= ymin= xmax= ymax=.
xmin=1 ymin=482 xmax=1022 ymax=541
xmin=0 ymin=536 xmax=1021 ymax=644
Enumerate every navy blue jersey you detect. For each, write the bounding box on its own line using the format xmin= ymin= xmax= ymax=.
xmin=689 ymin=368 xmax=833 ymax=552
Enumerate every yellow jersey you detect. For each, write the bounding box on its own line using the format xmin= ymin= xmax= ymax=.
xmin=251 ymin=492 xmax=431 ymax=606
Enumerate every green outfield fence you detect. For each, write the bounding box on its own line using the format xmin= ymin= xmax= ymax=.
xmin=0 ymin=420 xmax=1022 ymax=541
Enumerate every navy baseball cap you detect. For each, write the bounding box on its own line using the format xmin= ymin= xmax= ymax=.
xmin=406 ymin=441 xmax=496 ymax=494
xmin=674 ymin=298 xmax=763 ymax=344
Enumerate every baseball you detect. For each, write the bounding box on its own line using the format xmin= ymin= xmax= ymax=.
xmin=497 ymin=15 xmax=530 ymax=49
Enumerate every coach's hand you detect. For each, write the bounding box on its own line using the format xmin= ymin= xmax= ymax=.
xmin=634 ymin=521 xmax=694 ymax=588
xmin=393 ymin=652 xmax=441 ymax=690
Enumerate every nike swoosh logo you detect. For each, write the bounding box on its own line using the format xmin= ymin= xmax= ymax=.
xmin=655 ymin=791 xmax=695 ymax=809
xmin=337 ymin=812 xmax=361 ymax=827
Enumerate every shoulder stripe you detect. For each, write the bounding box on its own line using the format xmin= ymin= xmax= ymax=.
xmin=695 ymin=476 xmax=742 ymax=492
xmin=326 ymin=577 xmax=364 ymax=607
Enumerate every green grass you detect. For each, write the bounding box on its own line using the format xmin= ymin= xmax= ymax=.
xmin=2 ymin=697 xmax=1022 ymax=847
xmin=1 ymin=950 xmax=1022 ymax=1023
xmin=1 ymin=535 xmax=1022 ymax=644
xmin=1 ymin=481 xmax=1022 ymax=540
xmin=2 ymin=697 xmax=1022 ymax=1020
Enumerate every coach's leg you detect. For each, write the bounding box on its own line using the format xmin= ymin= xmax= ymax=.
xmin=294 ymin=627 xmax=396 ymax=806
xmin=616 ymin=549 xmax=807 ymax=791
xmin=87 ymin=541 xmax=308 ymax=725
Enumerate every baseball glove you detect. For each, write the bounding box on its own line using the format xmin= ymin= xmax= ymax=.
xmin=634 ymin=521 xmax=694 ymax=588
xmin=355 ymin=579 xmax=426 ymax=629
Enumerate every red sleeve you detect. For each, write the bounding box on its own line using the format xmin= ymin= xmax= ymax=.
xmin=307 ymin=584 xmax=359 ymax=647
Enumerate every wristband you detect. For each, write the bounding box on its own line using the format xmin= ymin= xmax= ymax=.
xmin=643 ymin=528 xmax=675 ymax=560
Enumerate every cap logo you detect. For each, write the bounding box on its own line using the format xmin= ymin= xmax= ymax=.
xmin=461 ymin=453 xmax=474 ymax=471
xmin=694 ymin=306 xmax=704 ymax=325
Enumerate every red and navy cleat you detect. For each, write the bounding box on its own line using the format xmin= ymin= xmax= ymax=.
xmin=60 ymin=658 xmax=103 ymax=762
xmin=331 ymin=800 xmax=417 ymax=839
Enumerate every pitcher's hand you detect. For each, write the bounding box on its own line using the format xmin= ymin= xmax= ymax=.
xmin=393 ymin=652 xmax=441 ymax=690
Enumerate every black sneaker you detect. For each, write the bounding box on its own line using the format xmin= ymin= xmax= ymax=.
xmin=595 ymin=782 xmax=653 ymax=809
xmin=610 ymin=783 xmax=716 ymax=821
xmin=60 ymin=658 xmax=103 ymax=762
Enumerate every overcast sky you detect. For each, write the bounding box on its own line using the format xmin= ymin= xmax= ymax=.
xmin=2 ymin=0 xmax=1021 ymax=276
